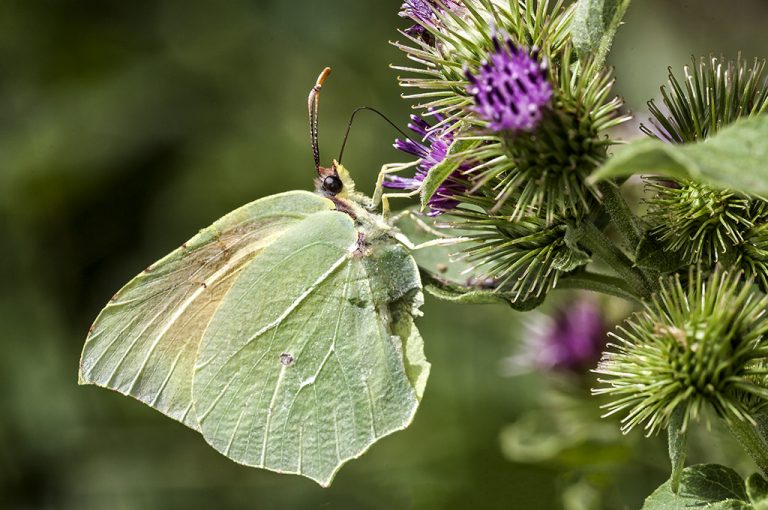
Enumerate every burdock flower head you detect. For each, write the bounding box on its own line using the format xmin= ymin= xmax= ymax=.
xmin=465 ymin=36 xmax=552 ymax=133
xmin=509 ymin=296 xmax=607 ymax=373
xmin=392 ymin=1 xmax=626 ymax=222
xmin=594 ymin=267 xmax=768 ymax=435
xmin=385 ymin=113 xmax=468 ymax=216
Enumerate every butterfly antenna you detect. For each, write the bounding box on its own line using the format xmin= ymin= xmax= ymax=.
xmin=337 ymin=106 xmax=413 ymax=165
xmin=308 ymin=67 xmax=332 ymax=174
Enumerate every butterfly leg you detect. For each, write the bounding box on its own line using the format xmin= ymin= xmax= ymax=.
xmin=389 ymin=209 xmax=455 ymax=239
xmin=370 ymin=161 xmax=421 ymax=215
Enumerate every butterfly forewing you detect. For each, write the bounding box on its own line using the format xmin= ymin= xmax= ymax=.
xmin=79 ymin=191 xmax=335 ymax=429
xmin=192 ymin=210 xmax=428 ymax=486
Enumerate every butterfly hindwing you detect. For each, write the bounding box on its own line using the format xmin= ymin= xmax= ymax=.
xmin=79 ymin=191 xmax=335 ymax=429
xmin=192 ymin=209 xmax=429 ymax=486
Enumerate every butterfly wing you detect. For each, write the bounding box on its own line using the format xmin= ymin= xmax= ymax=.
xmin=79 ymin=191 xmax=334 ymax=429
xmin=192 ymin=209 xmax=429 ymax=486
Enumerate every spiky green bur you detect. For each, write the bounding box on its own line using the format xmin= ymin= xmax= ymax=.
xmin=641 ymin=56 xmax=768 ymax=143
xmin=393 ymin=1 xmax=629 ymax=222
xmin=741 ymin=222 xmax=768 ymax=292
xmin=593 ymin=267 xmax=768 ymax=435
xmin=645 ymin=178 xmax=768 ymax=265
xmin=641 ymin=56 xmax=768 ymax=274
xmin=452 ymin=207 xmax=590 ymax=301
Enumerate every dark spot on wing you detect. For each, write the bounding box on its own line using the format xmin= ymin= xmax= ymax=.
xmin=348 ymin=297 xmax=368 ymax=308
xmin=279 ymin=353 xmax=295 ymax=366
xmin=436 ymin=263 xmax=448 ymax=274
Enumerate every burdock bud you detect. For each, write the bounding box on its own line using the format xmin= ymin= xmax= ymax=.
xmin=594 ymin=267 xmax=768 ymax=435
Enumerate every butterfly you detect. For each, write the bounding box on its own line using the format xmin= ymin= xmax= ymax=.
xmin=78 ymin=67 xmax=439 ymax=487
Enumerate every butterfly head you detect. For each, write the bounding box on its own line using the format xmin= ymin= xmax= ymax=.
xmin=316 ymin=160 xmax=356 ymax=198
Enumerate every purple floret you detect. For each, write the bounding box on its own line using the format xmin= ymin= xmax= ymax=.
xmin=509 ymin=298 xmax=607 ymax=374
xmin=399 ymin=0 xmax=461 ymax=38
xmin=536 ymin=299 xmax=606 ymax=372
xmin=466 ymin=36 xmax=552 ymax=132
xmin=385 ymin=114 xmax=467 ymax=216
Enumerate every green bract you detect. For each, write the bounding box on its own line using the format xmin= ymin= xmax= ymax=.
xmin=455 ymin=209 xmax=591 ymax=301
xmin=79 ymin=185 xmax=430 ymax=487
xmin=463 ymin=45 xmax=628 ymax=222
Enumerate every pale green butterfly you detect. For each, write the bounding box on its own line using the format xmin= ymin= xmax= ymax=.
xmin=77 ymin=68 xmax=463 ymax=487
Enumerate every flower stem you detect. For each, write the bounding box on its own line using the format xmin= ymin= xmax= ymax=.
xmin=556 ymin=271 xmax=641 ymax=304
xmin=574 ymin=221 xmax=653 ymax=299
xmin=668 ymin=405 xmax=688 ymax=494
xmin=726 ymin=418 xmax=768 ymax=477
xmin=598 ymin=180 xmax=643 ymax=251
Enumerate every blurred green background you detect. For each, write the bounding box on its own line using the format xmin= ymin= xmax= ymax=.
xmin=1 ymin=1 xmax=766 ymax=508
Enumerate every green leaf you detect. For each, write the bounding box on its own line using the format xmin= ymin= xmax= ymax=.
xmin=555 ymin=272 xmax=641 ymax=304
xmin=420 ymin=138 xmax=478 ymax=211
xmin=667 ymin=405 xmax=688 ymax=494
xmin=643 ymin=464 xmax=750 ymax=510
xmin=747 ymin=474 xmax=768 ymax=510
xmin=757 ymin=413 xmax=768 ymax=455
xmin=571 ymin=0 xmax=631 ymax=68
xmin=81 ymin=190 xmax=430 ymax=487
xmin=589 ymin=116 xmax=768 ymax=195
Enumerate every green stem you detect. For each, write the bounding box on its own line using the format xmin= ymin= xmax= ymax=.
xmin=556 ymin=271 xmax=641 ymax=304
xmin=575 ymin=221 xmax=653 ymax=299
xmin=598 ymin=180 xmax=643 ymax=251
xmin=668 ymin=405 xmax=688 ymax=494
xmin=727 ymin=418 xmax=768 ymax=477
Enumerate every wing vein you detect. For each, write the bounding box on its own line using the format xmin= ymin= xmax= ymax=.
xmin=126 ymin=240 xmax=272 ymax=392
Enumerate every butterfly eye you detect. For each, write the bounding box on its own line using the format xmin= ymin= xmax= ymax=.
xmin=323 ymin=175 xmax=343 ymax=194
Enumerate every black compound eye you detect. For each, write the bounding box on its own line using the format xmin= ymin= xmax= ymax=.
xmin=323 ymin=175 xmax=343 ymax=194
